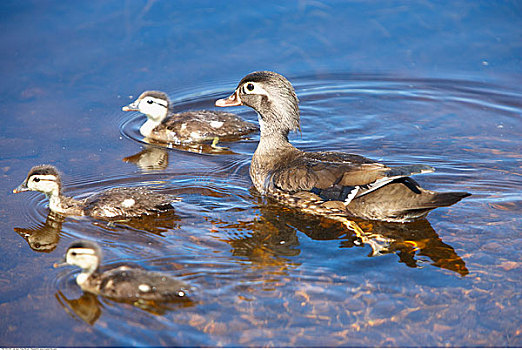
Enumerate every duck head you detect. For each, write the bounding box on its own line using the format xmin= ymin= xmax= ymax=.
xmin=55 ymin=240 xmax=102 ymax=277
xmin=14 ymin=164 xmax=62 ymax=197
xmin=122 ymin=90 xmax=171 ymax=123
xmin=216 ymin=71 xmax=300 ymax=139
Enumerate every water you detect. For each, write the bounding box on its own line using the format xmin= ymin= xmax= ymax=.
xmin=1 ymin=1 xmax=521 ymax=347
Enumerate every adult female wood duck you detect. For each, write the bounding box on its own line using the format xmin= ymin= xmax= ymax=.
xmin=55 ymin=240 xmax=190 ymax=302
xmin=13 ymin=164 xmax=179 ymax=219
xmin=216 ymin=71 xmax=470 ymax=223
xmin=122 ymin=90 xmax=258 ymax=147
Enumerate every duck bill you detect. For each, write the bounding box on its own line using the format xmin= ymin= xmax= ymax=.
xmin=53 ymin=260 xmax=68 ymax=268
xmin=122 ymin=101 xmax=139 ymax=112
xmin=13 ymin=182 xmax=28 ymax=194
xmin=215 ymin=90 xmax=242 ymax=107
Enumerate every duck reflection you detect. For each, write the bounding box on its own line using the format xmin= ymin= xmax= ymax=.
xmin=123 ymin=145 xmax=170 ymax=171
xmin=13 ymin=212 xmax=65 ymax=252
xmin=55 ymin=289 xmax=194 ymax=325
xmin=221 ymin=193 xmax=468 ymax=276
xmin=93 ymin=209 xmax=182 ymax=237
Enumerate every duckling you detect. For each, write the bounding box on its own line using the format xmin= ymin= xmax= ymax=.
xmin=216 ymin=71 xmax=470 ymax=223
xmin=13 ymin=165 xmax=179 ymax=219
xmin=54 ymin=240 xmax=190 ymax=302
xmin=122 ymin=90 xmax=258 ymax=147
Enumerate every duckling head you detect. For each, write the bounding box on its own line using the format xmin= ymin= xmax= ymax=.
xmin=13 ymin=164 xmax=62 ymax=197
xmin=122 ymin=90 xmax=171 ymax=123
xmin=56 ymin=240 xmax=102 ymax=276
xmin=216 ymin=71 xmax=300 ymax=139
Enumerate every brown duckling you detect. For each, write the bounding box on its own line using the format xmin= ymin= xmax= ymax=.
xmin=216 ymin=71 xmax=470 ymax=223
xmin=54 ymin=240 xmax=190 ymax=302
xmin=13 ymin=164 xmax=179 ymax=219
xmin=122 ymin=90 xmax=258 ymax=147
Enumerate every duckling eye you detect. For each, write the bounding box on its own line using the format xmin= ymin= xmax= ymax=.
xmin=246 ymin=83 xmax=254 ymax=91
xmin=71 ymin=252 xmax=77 ymax=256
xmin=33 ymin=177 xmax=40 ymax=183
xmin=147 ymin=100 xmax=153 ymax=104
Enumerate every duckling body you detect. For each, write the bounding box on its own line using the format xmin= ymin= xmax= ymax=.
xmin=122 ymin=90 xmax=258 ymax=145
xmin=216 ymin=71 xmax=470 ymax=223
xmin=55 ymin=241 xmax=189 ymax=302
xmin=14 ymin=165 xmax=178 ymax=219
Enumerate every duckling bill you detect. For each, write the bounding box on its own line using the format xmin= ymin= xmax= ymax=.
xmin=14 ymin=164 xmax=179 ymax=219
xmin=216 ymin=71 xmax=471 ymax=223
xmin=55 ymin=240 xmax=190 ymax=302
xmin=122 ymin=90 xmax=258 ymax=146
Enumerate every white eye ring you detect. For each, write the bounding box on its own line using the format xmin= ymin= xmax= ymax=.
xmin=242 ymin=82 xmax=268 ymax=96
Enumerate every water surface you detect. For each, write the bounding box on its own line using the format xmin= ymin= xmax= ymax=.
xmin=1 ymin=1 xmax=521 ymax=347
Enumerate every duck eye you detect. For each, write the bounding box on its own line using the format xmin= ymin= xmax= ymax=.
xmin=246 ymin=83 xmax=255 ymax=92
xmin=33 ymin=177 xmax=40 ymax=183
xmin=147 ymin=100 xmax=153 ymax=104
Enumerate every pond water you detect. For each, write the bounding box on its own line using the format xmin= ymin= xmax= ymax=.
xmin=1 ymin=1 xmax=521 ymax=347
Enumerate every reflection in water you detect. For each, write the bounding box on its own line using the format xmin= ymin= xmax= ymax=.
xmin=13 ymin=212 xmax=65 ymax=252
xmin=220 ymin=193 xmax=468 ymax=276
xmin=123 ymin=145 xmax=170 ymax=171
xmin=90 ymin=209 xmax=182 ymax=237
xmin=55 ymin=290 xmax=102 ymax=325
xmin=55 ymin=289 xmax=195 ymax=325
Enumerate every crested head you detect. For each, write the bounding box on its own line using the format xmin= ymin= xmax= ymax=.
xmin=122 ymin=90 xmax=171 ymax=123
xmin=216 ymin=71 xmax=300 ymax=140
xmin=14 ymin=164 xmax=62 ymax=195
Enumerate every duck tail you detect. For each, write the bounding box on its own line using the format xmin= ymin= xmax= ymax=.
xmin=427 ymin=191 xmax=471 ymax=208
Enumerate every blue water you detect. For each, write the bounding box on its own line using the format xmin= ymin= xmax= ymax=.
xmin=1 ymin=1 xmax=521 ymax=347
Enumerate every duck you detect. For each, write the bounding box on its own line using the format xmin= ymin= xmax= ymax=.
xmin=54 ymin=240 xmax=190 ymax=302
xmin=13 ymin=164 xmax=179 ymax=219
xmin=122 ymin=90 xmax=258 ymax=147
xmin=216 ymin=71 xmax=470 ymax=223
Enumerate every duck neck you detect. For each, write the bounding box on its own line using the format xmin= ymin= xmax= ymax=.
xmin=255 ymin=112 xmax=296 ymax=156
xmin=140 ymin=118 xmax=161 ymax=137
xmin=76 ymin=265 xmax=98 ymax=286
xmin=47 ymin=190 xmax=82 ymax=216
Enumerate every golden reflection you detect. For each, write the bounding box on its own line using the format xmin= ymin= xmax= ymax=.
xmin=13 ymin=212 xmax=65 ymax=252
xmin=55 ymin=289 xmax=195 ymax=325
xmin=123 ymin=145 xmax=170 ymax=171
xmin=91 ymin=210 xmax=182 ymax=236
xmin=141 ymin=137 xmax=238 ymax=155
xmin=219 ymin=192 xmax=468 ymax=276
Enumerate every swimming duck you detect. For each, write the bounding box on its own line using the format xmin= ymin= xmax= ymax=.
xmin=122 ymin=90 xmax=258 ymax=147
xmin=216 ymin=71 xmax=470 ymax=223
xmin=54 ymin=240 xmax=190 ymax=302
xmin=13 ymin=164 xmax=179 ymax=219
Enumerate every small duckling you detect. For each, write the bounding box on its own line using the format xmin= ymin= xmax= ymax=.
xmin=54 ymin=240 xmax=190 ymax=302
xmin=122 ymin=90 xmax=258 ymax=147
xmin=13 ymin=164 xmax=179 ymax=219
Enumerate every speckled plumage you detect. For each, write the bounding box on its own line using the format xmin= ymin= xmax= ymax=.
xmin=58 ymin=241 xmax=190 ymax=302
xmin=14 ymin=165 xmax=178 ymax=219
xmin=123 ymin=90 xmax=258 ymax=144
xmin=216 ymin=71 xmax=470 ymax=222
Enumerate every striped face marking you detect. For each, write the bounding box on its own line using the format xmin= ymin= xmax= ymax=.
xmin=137 ymin=96 xmax=169 ymax=121
xmin=25 ymin=174 xmax=60 ymax=195
xmin=66 ymin=247 xmax=99 ymax=270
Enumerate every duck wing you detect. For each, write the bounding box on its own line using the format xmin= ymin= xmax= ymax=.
xmin=267 ymin=151 xmax=434 ymax=204
xmin=98 ymin=266 xmax=189 ymax=301
xmin=164 ymin=110 xmax=258 ymax=140
xmin=83 ymin=187 xmax=178 ymax=219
